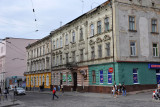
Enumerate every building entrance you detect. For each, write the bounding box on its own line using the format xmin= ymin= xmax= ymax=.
xmin=73 ymin=72 xmax=77 ymax=91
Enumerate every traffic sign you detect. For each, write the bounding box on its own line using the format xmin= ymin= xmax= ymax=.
xmin=109 ymin=67 xmax=113 ymax=73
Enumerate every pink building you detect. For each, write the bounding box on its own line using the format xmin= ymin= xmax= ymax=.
xmin=0 ymin=37 xmax=37 ymax=89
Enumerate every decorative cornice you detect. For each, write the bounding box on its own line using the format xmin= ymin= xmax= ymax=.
xmin=103 ymin=35 xmax=111 ymax=41
xmin=89 ymin=39 xmax=95 ymax=45
xmin=96 ymin=37 xmax=102 ymax=43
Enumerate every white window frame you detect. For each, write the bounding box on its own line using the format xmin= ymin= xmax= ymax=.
xmin=130 ymin=41 xmax=136 ymax=56
xmin=153 ymin=43 xmax=158 ymax=57
xmin=133 ymin=69 xmax=139 ymax=84
xmin=90 ymin=24 xmax=94 ymax=37
xmin=72 ymin=31 xmax=75 ymax=43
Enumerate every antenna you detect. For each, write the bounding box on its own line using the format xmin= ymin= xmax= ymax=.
xmin=60 ymin=21 xmax=62 ymax=27
xmin=80 ymin=0 xmax=84 ymax=14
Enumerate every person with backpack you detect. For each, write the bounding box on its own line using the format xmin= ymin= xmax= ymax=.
xmin=52 ymin=86 xmax=59 ymax=100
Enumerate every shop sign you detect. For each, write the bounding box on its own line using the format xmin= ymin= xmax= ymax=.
xmin=109 ymin=67 xmax=113 ymax=73
xmin=148 ymin=64 xmax=160 ymax=69
xmin=68 ymin=74 xmax=72 ymax=82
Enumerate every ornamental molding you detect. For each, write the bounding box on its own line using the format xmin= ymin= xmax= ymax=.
xmin=89 ymin=39 xmax=95 ymax=45
xmin=96 ymin=37 xmax=102 ymax=43
xmin=103 ymin=35 xmax=111 ymax=41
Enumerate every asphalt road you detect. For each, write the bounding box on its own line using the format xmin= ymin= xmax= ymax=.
xmin=12 ymin=91 xmax=160 ymax=107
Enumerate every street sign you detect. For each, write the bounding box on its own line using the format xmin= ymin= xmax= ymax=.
xmin=109 ymin=67 xmax=113 ymax=73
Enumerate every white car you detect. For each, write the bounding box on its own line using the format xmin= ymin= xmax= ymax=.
xmin=16 ymin=87 xmax=26 ymax=95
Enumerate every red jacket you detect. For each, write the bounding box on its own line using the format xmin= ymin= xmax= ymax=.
xmin=52 ymin=90 xmax=56 ymax=94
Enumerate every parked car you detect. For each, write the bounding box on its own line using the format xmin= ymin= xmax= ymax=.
xmin=16 ymin=87 xmax=26 ymax=95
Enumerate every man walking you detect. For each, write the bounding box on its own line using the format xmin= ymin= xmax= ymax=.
xmin=52 ymin=86 xmax=59 ymax=100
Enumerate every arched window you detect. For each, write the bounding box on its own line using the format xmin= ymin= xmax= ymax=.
xmin=39 ymin=76 xmax=41 ymax=86
xmin=36 ymin=76 xmax=38 ymax=86
xmin=46 ymin=74 xmax=49 ymax=86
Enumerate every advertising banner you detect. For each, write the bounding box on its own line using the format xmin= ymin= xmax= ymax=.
xmin=100 ymin=70 xmax=103 ymax=84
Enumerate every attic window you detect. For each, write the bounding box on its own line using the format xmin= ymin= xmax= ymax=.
xmin=152 ymin=2 xmax=155 ymax=7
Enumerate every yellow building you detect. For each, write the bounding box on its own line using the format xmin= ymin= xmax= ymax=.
xmin=24 ymin=36 xmax=52 ymax=90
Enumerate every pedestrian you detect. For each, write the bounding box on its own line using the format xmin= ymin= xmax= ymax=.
xmin=52 ymin=86 xmax=59 ymax=100
xmin=4 ymin=87 xmax=7 ymax=99
xmin=112 ymin=84 xmax=117 ymax=98
xmin=118 ymin=83 xmax=122 ymax=95
xmin=14 ymin=86 xmax=17 ymax=96
xmin=61 ymin=84 xmax=64 ymax=93
xmin=122 ymin=83 xmax=126 ymax=96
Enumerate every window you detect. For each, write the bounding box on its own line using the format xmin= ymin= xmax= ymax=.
xmin=151 ymin=19 xmax=157 ymax=33
xmin=46 ymin=75 xmax=49 ymax=86
xmin=72 ymin=51 xmax=76 ymax=62
xmin=106 ymin=43 xmax=110 ymax=57
xmin=100 ymin=70 xmax=103 ymax=84
xmin=97 ymin=21 xmax=102 ymax=34
xmin=133 ymin=69 xmax=138 ymax=84
xmin=46 ymin=43 xmax=49 ymax=53
xmin=27 ymin=77 xmax=29 ymax=85
xmin=92 ymin=70 xmax=96 ymax=83
xmin=37 ymin=48 xmax=39 ymax=57
xmin=60 ymin=37 xmax=63 ymax=47
xmin=90 ymin=24 xmax=94 ymax=37
xmin=40 ymin=46 xmax=41 ymax=56
xmin=56 ymin=39 xmax=59 ymax=49
xmin=66 ymin=53 xmax=69 ymax=63
xmin=56 ymin=56 xmax=59 ymax=66
xmin=129 ymin=16 xmax=135 ymax=30
xmin=153 ymin=43 xmax=158 ymax=57
xmin=80 ymin=49 xmax=83 ymax=61
xmin=36 ymin=76 xmax=38 ymax=86
xmin=156 ymin=70 xmax=160 ymax=84
xmin=43 ymin=45 xmax=45 ymax=55
xmin=108 ymin=70 xmax=112 ymax=84
xmin=53 ymin=56 xmax=55 ymax=66
xmin=98 ymin=45 xmax=102 ymax=58
xmin=80 ymin=28 xmax=83 ymax=40
xmin=105 ymin=17 xmax=109 ymax=31
xmin=130 ymin=41 xmax=136 ymax=56
xmin=60 ymin=55 xmax=62 ymax=65
xmin=42 ymin=75 xmax=45 ymax=85
xmin=72 ymin=31 xmax=75 ymax=43
xmin=39 ymin=76 xmax=41 ymax=86
xmin=53 ymin=41 xmax=55 ymax=49
xmin=65 ymin=34 xmax=68 ymax=45
xmin=91 ymin=46 xmax=95 ymax=59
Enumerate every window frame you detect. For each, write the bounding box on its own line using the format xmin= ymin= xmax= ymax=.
xmin=90 ymin=24 xmax=94 ymax=37
xmin=98 ymin=45 xmax=102 ymax=58
xmin=91 ymin=46 xmax=95 ymax=59
xmin=97 ymin=21 xmax=102 ymax=34
xmin=80 ymin=49 xmax=84 ymax=61
xmin=129 ymin=16 xmax=136 ymax=31
xmin=130 ymin=41 xmax=137 ymax=56
xmin=80 ymin=28 xmax=83 ymax=41
xmin=133 ymin=68 xmax=139 ymax=84
xmin=153 ymin=43 xmax=158 ymax=57
xmin=72 ymin=31 xmax=76 ymax=43
xmin=151 ymin=19 xmax=158 ymax=33
xmin=92 ymin=70 xmax=96 ymax=83
xmin=105 ymin=17 xmax=109 ymax=32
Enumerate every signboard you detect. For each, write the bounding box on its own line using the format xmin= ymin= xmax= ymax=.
xmin=109 ymin=67 xmax=113 ymax=73
xmin=148 ymin=64 xmax=160 ymax=69
xmin=63 ymin=74 xmax=66 ymax=82
xmin=108 ymin=72 xmax=112 ymax=84
xmin=100 ymin=70 xmax=103 ymax=84
xmin=68 ymin=74 xmax=72 ymax=82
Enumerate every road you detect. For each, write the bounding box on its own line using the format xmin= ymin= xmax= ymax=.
xmin=12 ymin=91 xmax=160 ymax=107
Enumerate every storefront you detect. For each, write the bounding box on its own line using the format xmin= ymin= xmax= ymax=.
xmin=89 ymin=62 xmax=159 ymax=93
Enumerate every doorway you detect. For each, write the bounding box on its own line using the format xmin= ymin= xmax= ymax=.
xmin=73 ymin=72 xmax=77 ymax=91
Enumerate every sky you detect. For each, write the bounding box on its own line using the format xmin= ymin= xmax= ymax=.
xmin=0 ymin=0 xmax=108 ymax=40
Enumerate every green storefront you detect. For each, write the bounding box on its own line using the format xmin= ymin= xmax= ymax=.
xmin=89 ymin=62 xmax=159 ymax=93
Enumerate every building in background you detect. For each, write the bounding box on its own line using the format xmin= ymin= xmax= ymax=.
xmin=0 ymin=37 xmax=37 ymax=90
xmin=25 ymin=0 xmax=160 ymax=93
xmin=24 ymin=36 xmax=51 ymax=91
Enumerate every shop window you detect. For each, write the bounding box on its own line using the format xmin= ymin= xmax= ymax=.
xmin=133 ymin=69 xmax=138 ymax=84
xmin=39 ymin=76 xmax=41 ymax=86
xmin=156 ymin=70 xmax=160 ymax=84
xmin=108 ymin=71 xmax=112 ymax=84
xmin=36 ymin=76 xmax=38 ymax=86
xmin=100 ymin=70 xmax=103 ymax=84
xmin=92 ymin=70 xmax=96 ymax=83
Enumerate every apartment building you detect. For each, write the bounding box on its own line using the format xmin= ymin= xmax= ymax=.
xmin=25 ymin=0 xmax=160 ymax=93
xmin=0 ymin=37 xmax=37 ymax=90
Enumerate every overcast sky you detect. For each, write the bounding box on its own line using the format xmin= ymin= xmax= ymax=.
xmin=0 ymin=0 xmax=108 ymax=40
